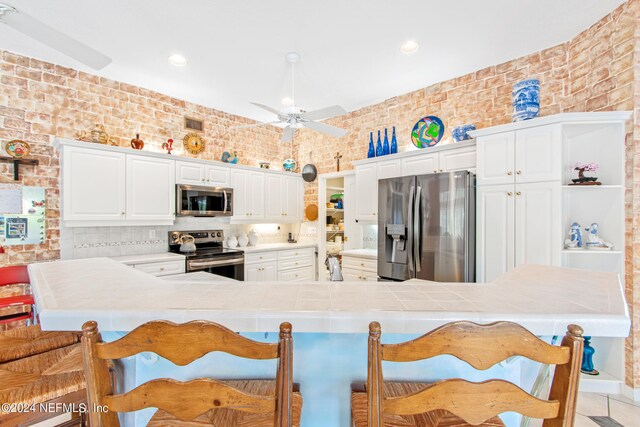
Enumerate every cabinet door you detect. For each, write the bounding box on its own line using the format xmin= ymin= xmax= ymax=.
xmin=263 ymin=262 xmax=278 ymax=281
xmin=342 ymin=269 xmax=361 ymax=282
xmin=126 ymin=155 xmax=175 ymax=221
xmin=476 ymin=132 xmax=515 ymax=186
xmin=439 ymin=146 xmax=476 ymax=172
xmin=355 ymin=164 xmax=378 ymax=220
xmin=514 ymin=182 xmax=561 ymax=268
xmin=248 ymin=171 xmax=265 ymax=219
xmin=264 ymin=174 xmax=284 ymax=221
xmin=176 ymin=161 xmax=205 ymax=185
xmin=515 ymin=125 xmax=561 ymax=183
xmin=476 ymin=184 xmax=515 ymax=282
xmin=62 ymin=147 xmax=126 ymax=221
xmin=245 ymin=264 xmax=261 ymax=281
xmin=284 ymin=175 xmax=302 ymax=220
xmin=205 ymin=165 xmax=229 ymax=186
xmin=401 ymin=154 xmax=439 ymax=176
xmin=230 ymin=169 xmax=249 ymax=217
xmin=377 ymin=159 xmax=401 ymax=180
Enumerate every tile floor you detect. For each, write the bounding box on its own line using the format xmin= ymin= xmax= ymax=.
xmin=574 ymin=392 xmax=640 ymax=427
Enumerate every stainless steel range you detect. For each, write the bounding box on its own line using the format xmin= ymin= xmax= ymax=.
xmin=168 ymin=230 xmax=244 ymax=280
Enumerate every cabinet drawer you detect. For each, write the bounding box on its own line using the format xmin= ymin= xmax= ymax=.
xmin=245 ymin=251 xmax=278 ymax=264
xmin=342 ymin=256 xmax=377 ymax=273
xmin=278 ymin=256 xmax=313 ymax=271
xmin=342 ymin=267 xmax=378 ymax=281
xmin=278 ymin=266 xmax=314 ymax=282
xmin=278 ymin=247 xmax=314 ymax=260
xmin=133 ymin=260 xmax=185 ymax=276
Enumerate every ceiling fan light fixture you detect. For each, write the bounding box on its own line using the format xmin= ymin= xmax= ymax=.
xmin=400 ymin=40 xmax=419 ymax=54
xmin=168 ymin=54 xmax=188 ymax=66
xmin=281 ymin=97 xmax=294 ymax=106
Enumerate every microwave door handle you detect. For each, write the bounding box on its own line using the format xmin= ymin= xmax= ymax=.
xmin=223 ymin=190 xmax=228 ymax=214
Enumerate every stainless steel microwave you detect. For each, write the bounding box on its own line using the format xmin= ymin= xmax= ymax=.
xmin=176 ymin=184 xmax=233 ymax=217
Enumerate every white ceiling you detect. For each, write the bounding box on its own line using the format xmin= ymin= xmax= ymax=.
xmin=0 ymin=0 xmax=626 ymax=123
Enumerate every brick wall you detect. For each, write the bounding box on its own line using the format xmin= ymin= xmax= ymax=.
xmin=295 ymin=0 xmax=639 ymax=387
xmin=0 ymin=51 xmax=285 ymax=266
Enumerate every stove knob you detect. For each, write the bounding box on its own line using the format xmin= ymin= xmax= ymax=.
xmin=216 ymin=231 xmax=222 ymax=237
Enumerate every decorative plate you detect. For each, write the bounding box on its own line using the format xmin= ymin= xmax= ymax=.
xmin=411 ymin=116 xmax=445 ymax=148
xmin=183 ymin=132 xmax=205 ymax=155
xmin=5 ymin=140 xmax=30 ymax=158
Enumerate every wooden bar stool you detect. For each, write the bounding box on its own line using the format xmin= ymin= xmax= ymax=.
xmin=351 ymin=321 xmax=583 ymax=427
xmin=82 ymin=320 xmax=303 ymax=426
xmin=0 ymin=265 xmax=35 ymax=325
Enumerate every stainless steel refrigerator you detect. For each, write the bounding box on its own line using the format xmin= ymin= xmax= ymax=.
xmin=377 ymin=171 xmax=475 ymax=282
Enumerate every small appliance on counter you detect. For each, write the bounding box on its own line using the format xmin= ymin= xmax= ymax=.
xmin=169 ymin=230 xmax=244 ymax=280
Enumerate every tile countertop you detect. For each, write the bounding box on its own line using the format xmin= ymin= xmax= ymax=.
xmin=235 ymin=242 xmax=317 ymax=253
xmin=29 ymin=259 xmax=630 ymax=337
xmin=339 ymin=249 xmax=377 ymax=259
xmin=110 ymin=252 xmax=185 ymax=265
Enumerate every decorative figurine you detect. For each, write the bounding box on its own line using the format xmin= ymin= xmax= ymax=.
xmin=162 ymin=138 xmax=174 ymax=154
xmin=581 ymin=336 xmax=599 ymax=375
xmin=77 ymin=124 xmax=116 ymax=145
xmin=130 ymin=133 xmax=144 ymax=150
xmin=512 ymin=79 xmax=540 ymax=122
xmin=259 ymin=162 xmax=270 ymax=169
xmin=585 ymin=223 xmax=614 ymax=250
xmin=221 ymin=151 xmax=239 ymax=164
xmin=564 ymin=222 xmax=583 ymax=249
xmin=452 ymin=124 xmax=477 ymax=142
xmin=571 ymin=162 xmax=601 ymax=185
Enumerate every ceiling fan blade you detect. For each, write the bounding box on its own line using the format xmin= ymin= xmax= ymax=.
xmin=281 ymin=126 xmax=295 ymax=142
xmin=0 ymin=4 xmax=112 ymax=70
xmin=303 ymin=105 xmax=347 ymax=121
xmin=304 ymin=120 xmax=348 ymax=138
xmin=250 ymin=102 xmax=283 ymax=117
xmin=231 ymin=121 xmax=281 ymax=130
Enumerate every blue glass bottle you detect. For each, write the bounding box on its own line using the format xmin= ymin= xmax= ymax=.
xmin=367 ymin=132 xmax=375 ymax=158
xmin=375 ymin=130 xmax=383 ymax=156
xmin=391 ymin=126 xmax=398 ymax=154
xmin=383 ymin=128 xmax=390 ymax=155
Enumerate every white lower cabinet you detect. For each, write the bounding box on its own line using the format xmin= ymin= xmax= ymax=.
xmin=477 ymin=181 xmax=560 ymax=282
xmin=245 ymin=247 xmax=315 ymax=282
xmin=132 ymin=260 xmax=185 ymax=277
xmin=342 ymin=256 xmax=378 ymax=281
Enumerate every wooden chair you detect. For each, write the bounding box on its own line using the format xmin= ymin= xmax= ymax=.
xmin=351 ymin=321 xmax=584 ymax=427
xmin=81 ymin=319 xmax=303 ymax=426
xmin=0 ymin=265 xmax=36 ymax=325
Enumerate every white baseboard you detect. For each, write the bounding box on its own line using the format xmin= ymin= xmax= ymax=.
xmin=622 ymin=384 xmax=640 ymax=401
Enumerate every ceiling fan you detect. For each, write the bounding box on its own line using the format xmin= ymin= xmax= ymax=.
xmin=0 ymin=3 xmax=112 ymax=70
xmin=234 ymin=52 xmax=348 ymax=142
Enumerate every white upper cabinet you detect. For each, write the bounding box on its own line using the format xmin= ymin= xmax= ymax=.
xmin=230 ymin=169 xmax=265 ymax=220
xmin=377 ymin=159 xmax=401 ymax=180
xmin=284 ymin=175 xmax=302 ymax=219
xmin=264 ymin=174 xmax=285 ymax=221
xmin=476 ymin=132 xmax=515 ymax=186
xmin=514 ymin=125 xmax=561 ymax=183
xmin=126 ymin=155 xmax=175 ymax=221
xmin=62 ymin=146 xmax=126 ymax=222
xmin=401 ymin=153 xmax=438 ymax=176
xmin=355 ymin=163 xmax=378 ymax=221
xmin=176 ymin=161 xmax=229 ymax=186
xmin=439 ymin=145 xmax=476 ymax=172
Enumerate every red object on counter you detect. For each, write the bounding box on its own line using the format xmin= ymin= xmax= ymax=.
xmin=0 ymin=265 xmax=35 ymax=324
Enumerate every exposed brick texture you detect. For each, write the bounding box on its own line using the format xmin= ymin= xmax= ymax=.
xmin=1 ymin=0 xmax=639 ymax=387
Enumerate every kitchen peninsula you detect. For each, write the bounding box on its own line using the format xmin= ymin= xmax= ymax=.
xmin=29 ymin=258 xmax=630 ymax=427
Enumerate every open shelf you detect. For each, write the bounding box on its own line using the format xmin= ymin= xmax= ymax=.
xmin=561 ymin=185 xmax=623 ymax=189
xmin=326 ymin=186 xmax=344 ymax=192
xmin=326 ymin=208 xmax=344 ymax=214
xmin=326 ymin=230 xmax=344 ymax=233
xmin=579 ymin=370 xmax=623 ymax=394
xmin=561 ymin=250 xmax=622 ymax=254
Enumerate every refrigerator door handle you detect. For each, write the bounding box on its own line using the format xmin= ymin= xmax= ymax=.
xmin=414 ymin=185 xmax=422 ymax=273
xmin=407 ymin=185 xmax=415 ymax=275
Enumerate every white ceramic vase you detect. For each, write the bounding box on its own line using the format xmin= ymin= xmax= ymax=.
xmin=238 ymin=232 xmax=249 ymax=247
xmin=248 ymin=230 xmax=259 ymax=246
xmin=227 ymin=235 xmax=238 ymax=248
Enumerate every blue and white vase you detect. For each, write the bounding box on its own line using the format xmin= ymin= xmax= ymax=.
xmin=452 ymin=124 xmax=476 ymax=142
xmin=512 ymin=79 xmax=540 ymax=122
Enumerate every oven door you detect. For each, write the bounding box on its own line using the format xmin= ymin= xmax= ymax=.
xmin=177 ymin=185 xmax=233 ymax=217
xmin=187 ymin=255 xmax=244 ymax=281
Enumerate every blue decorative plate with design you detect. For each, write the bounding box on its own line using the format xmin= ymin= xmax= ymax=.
xmin=411 ymin=116 xmax=444 ymax=148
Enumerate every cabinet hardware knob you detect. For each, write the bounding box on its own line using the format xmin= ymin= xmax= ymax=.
xmin=507 ymin=171 xmax=513 ymax=176
xmin=516 ymin=170 xmax=522 ymax=175
xmin=507 ymin=192 xmax=513 ymax=196
xmin=433 ymin=170 xmax=437 ymax=173
xmin=295 ymin=274 xmax=298 ymax=277
xmin=439 ymin=169 xmax=443 ymax=172
xmin=160 ymin=267 xmax=165 ymax=271
xmin=516 ymin=191 xmax=522 ymax=196
xmin=121 ymin=212 xmax=125 ymax=215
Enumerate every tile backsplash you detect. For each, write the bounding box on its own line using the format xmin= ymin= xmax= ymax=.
xmin=60 ymin=219 xmax=317 ymax=260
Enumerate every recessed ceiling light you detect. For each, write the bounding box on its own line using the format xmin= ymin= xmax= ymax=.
xmin=400 ymin=40 xmax=419 ymax=54
xmin=281 ymin=97 xmax=294 ymax=106
xmin=168 ymin=54 xmax=188 ymax=66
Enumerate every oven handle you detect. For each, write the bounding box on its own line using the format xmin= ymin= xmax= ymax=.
xmin=188 ymin=257 xmax=244 ymax=268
